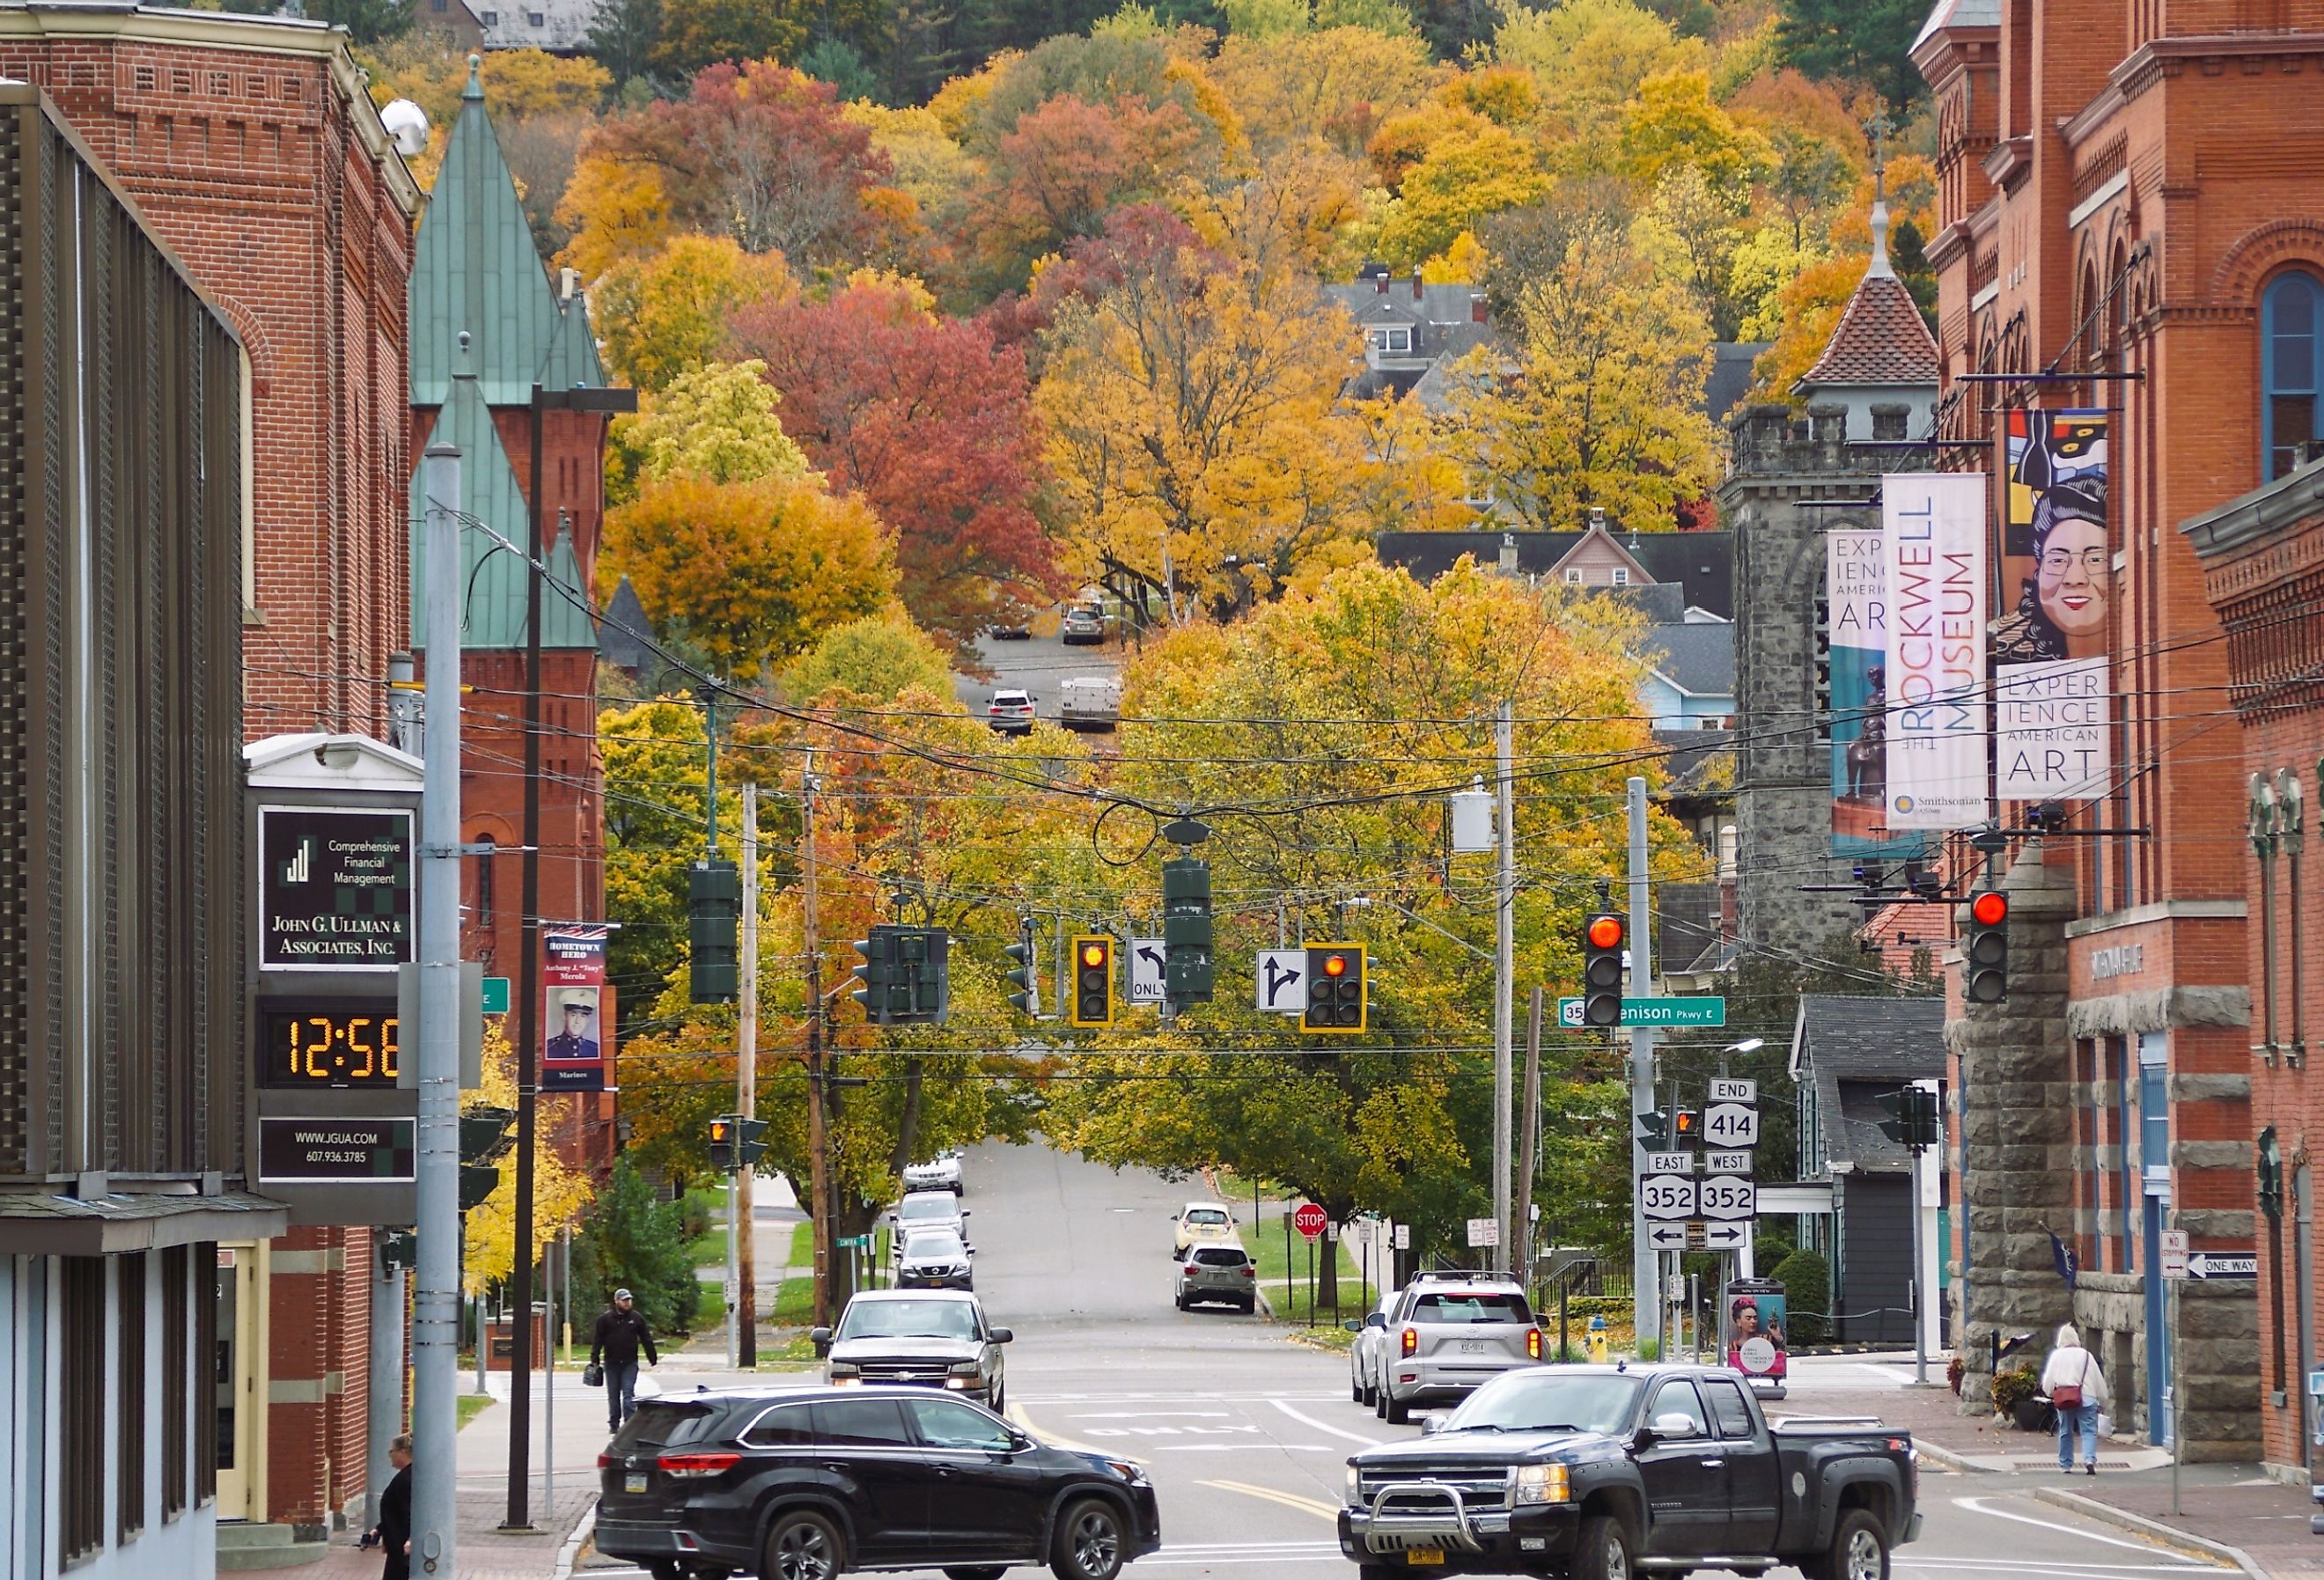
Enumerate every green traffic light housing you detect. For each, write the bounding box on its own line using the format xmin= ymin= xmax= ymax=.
xmin=689 ymin=859 xmax=740 ymax=1003
xmin=1162 ymin=856 xmax=1213 ymax=1007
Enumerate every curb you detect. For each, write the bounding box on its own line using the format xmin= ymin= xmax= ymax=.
xmin=553 ymin=1503 xmax=595 ymax=1580
xmin=2032 ymin=1487 xmax=2271 ymax=1577
xmin=1914 ymin=1440 xmax=1994 ymax=1474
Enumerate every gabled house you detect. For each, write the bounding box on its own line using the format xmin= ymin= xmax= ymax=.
xmin=1323 ymin=264 xmax=1494 ymax=403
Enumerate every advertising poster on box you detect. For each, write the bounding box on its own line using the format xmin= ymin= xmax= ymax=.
xmin=1725 ymin=1282 xmax=1788 ymax=1381
xmin=1992 ymin=410 xmax=2110 ymax=804
xmin=541 ymin=925 xmax=614 ymax=1092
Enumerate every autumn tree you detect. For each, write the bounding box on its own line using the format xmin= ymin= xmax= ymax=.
xmin=1374 ymin=116 xmax=1549 ymax=267
xmin=1442 ymin=195 xmax=1720 ymax=528
xmin=594 ymin=235 xmax=796 ymax=393
xmin=604 ymin=473 xmax=896 ymax=683
xmin=1492 ymin=0 xmax=1704 ymax=137
xmin=463 ymin=1025 xmax=595 ymax=1296
xmin=1209 ymin=26 xmax=1439 ymax=158
xmin=1775 ymin=0 xmax=1929 ymax=111
xmin=1034 ymin=206 xmax=1372 ymax=621
xmin=610 ymin=359 xmax=814 ymax=506
xmin=650 ymin=0 xmax=806 ymax=77
xmin=729 ymin=276 xmax=1057 ymax=642
xmin=784 ymin=608 xmax=955 ymax=702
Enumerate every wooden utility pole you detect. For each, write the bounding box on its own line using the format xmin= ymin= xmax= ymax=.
xmin=738 ymin=786 xmax=760 ymax=1365
xmin=1516 ymin=988 xmax=1544 ymax=1305
xmin=801 ymin=755 xmax=832 ymax=1326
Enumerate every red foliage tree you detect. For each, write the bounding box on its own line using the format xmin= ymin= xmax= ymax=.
xmin=959 ymin=94 xmax=1206 ymax=295
xmin=729 ymin=280 xmax=1060 ymax=643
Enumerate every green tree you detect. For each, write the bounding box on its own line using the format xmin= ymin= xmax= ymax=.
xmin=783 ymin=608 xmax=953 ymax=703
xmin=1774 ymin=0 xmax=1928 ymax=110
xmin=309 ymin=0 xmax=412 ymax=45
xmin=1770 ymin=1247 xmax=1831 ymax=1344
xmin=572 ymin=1158 xmax=702 ymax=1334
xmin=588 ymin=0 xmax=665 ymax=89
xmin=611 ymin=359 xmax=814 ymax=501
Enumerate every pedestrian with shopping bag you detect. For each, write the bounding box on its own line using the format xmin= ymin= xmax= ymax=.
xmin=589 ymin=1287 xmax=659 ymax=1433
xmin=2041 ymin=1323 xmax=2107 ymax=1474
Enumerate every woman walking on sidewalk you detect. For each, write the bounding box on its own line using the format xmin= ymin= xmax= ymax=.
xmin=2041 ymin=1323 xmax=2107 ymax=1474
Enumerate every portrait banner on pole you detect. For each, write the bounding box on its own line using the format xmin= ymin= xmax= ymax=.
xmin=542 ymin=925 xmax=611 ymax=1092
xmin=1883 ymin=474 xmax=1989 ymax=830
xmin=1993 ymin=411 xmax=2110 ymax=803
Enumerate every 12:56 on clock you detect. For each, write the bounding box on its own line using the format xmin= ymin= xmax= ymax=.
xmin=259 ymin=1002 xmax=401 ymax=1086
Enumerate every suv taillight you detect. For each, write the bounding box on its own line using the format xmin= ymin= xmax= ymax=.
xmin=1241 ymin=1265 xmax=1255 ymax=1277
xmin=1184 ymin=1265 xmax=1199 ymax=1277
xmin=596 ymin=1453 xmax=617 ymax=1468
xmin=1526 ymin=1328 xmax=1541 ymax=1360
xmin=1401 ymin=1326 xmax=1418 ymax=1357
xmin=658 ymin=1452 xmax=741 ymax=1479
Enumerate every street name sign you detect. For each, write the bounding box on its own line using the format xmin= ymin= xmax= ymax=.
xmin=1257 ymin=949 xmax=1307 ymax=1014
xmin=1129 ymin=937 xmax=1166 ymax=1004
xmin=1696 ymin=1178 xmax=1757 ymax=1221
xmin=1645 ymin=1151 xmax=1695 ymax=1175
xmin=482 ymin=975 xmax=511 ymax=1016
xmin=1704 ymin=1149 xmax=1753 ymax=1174
xmin=1708 ymin=1077 xmax=1757 ymax=1103
xmin=1559 ymin=996 xmax=1727 ymax=1029
xmin=2186 ymin=1253 xmax=2257 ymax=1281
xmin=1639 ymin=1175 xmax=1696 ymax=1221
xmin=1703 ymin=1103 xmax=1761 ymax=1149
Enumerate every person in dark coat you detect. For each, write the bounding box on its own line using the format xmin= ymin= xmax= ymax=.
xmin=373 ymin=1434 xmax=412 ymax=1580
xmin=591 ymin=1287 xmax=659 ymax=1431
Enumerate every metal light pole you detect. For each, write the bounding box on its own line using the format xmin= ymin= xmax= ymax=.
xmin=739 ymin=786 xmax=761 ymax=1365
xmin=414 ymin=437 xmax=465 ymax=1577
xmin=1627 ymin=777 xmax=1659 ymax=1351
xmin=1492 ymin=702 xmax=1515 ymax=1274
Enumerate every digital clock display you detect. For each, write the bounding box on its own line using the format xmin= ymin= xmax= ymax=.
xmin=259 ymin=1002 xmax=401 ymax=1087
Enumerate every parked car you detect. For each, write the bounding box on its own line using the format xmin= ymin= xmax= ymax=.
xmin=1371 ymin=1270 xmax=1542 ymax=1423
xmin=1171 ymin=1202 xmax=1238 ymax=1256
xmin=1061 ymin=606 xmax=1106 ymax=645
xmin=1337 ymin=1363 xmax=1919 ymax=1580
xmin=988 ymin=688 xmax=1037 ymax=734
xmin=1059 ymin=675 xmax=1122 ymax=732
xmin=901 ymin=1148 xmax=964 ymax=1195
xmin=813 ymin=1289 xmax=1011 ymax=1407
xmin=989 ymin=618 xmax=1033 ymax=640
xmin=890 ymin=1189 xmax=970 ymax=1261
xmin=594 ymin=1385 xmax=1160 ymax=1580
xmin=1173 ymin=1244 xmax=1257 ymax=1312
xmin=1345 ymin=1289 xmax=1399 ymax=1407
xmin=898 ymin=1226 xmax=974 ymax=1291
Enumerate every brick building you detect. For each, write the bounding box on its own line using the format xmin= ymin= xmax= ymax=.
xmin=1912 ymin=0 xmax=2324 ymax=1460
xmin=2186 ymin=454 xmax=2324 ymax=1480
xmin=408 ymin=62 xmax=620 ymax=1171
xmin=0 ymin=2 xmax=424 ymax=1554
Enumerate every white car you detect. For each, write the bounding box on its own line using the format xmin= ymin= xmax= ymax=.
xmin=1345 ymin=1288 xmax=1398 ymax=1407
xmin=889 ymin=1190 xmax=970 ymax=1262
xmin=902 ymin=1149 xmax=964 ymax=1195
xmin=987 ymin=688 xmax=1036 ymax=734
xmin=1172 ymin=1202 xmax=1239 ymax=1256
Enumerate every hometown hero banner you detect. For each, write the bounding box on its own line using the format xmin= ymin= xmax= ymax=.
xmin=542 ymin=925 xmax=613 ymax=1092
xmin=1882 ymin=474 xmax=1989 ymax=831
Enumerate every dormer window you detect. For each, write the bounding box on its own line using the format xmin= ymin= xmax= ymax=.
xmin=1369 ymin=326 xmax=1413 ymax=355
xmin=1611 ymin=568 xmax=1630 ymax=587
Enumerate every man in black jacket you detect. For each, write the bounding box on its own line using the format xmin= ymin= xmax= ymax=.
xmin=591 ymin=1287 xmax=659 ymax=1431
xmin=371 ymin=1434 xmax=412 ymax=1580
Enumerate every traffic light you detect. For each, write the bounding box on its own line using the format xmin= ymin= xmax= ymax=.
xmin=1070 ymin=935 xmax=1115 ymax=1028
xmin=892 ymin=926 xmax=951 ymax=1025
xmin=1634 ymin=1109 xmax=1670 ymax=1148
xmin=1302 ymin=944 xmax=1367 ymax=1033
xmin=689 ymin=859 xmax=740 ymax=1003
xmin=1963 ymin=889 xmax=2009 ymax=1003
xmin=1877 ymin=1086 xmax=1942 ymax=1150
xmin=1581 ymin=913 xmax=1625 ymax=1028
xmin=852 ymin=928 xmax=897 ymax=1024
xmin=1004 ymin=921 xmax=1041 ymax=1018
xmin=456 ymin=1107 xmax=512 ymax=1213
xmin=737 ymin=1116 xmax=769 ymax=1169
xmin=709 ymin=1113 xmax=737 ymax=1173
xmin=1162 ymin=856 xmax=1214 ymax=1006
xmin=1672 ymin=1109 xmax=1702 ymax=1149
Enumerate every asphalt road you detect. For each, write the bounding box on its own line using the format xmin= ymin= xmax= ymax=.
xmin=953 ymin=627 xmax=1123 ymax=726
xmin=584 ymin=1139 xmax=2232 ymax=1579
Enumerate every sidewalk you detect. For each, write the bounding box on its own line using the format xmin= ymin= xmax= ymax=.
xmin=1787 ymin=1353 xmax=2318 ymax=1577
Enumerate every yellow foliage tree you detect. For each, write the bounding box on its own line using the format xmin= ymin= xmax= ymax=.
xmin=1209 ymin=27 xmax=1439 ymax=158
xmin=610 ymin=359 xmax=815 ymax=503
xmin=592 ymin=235 xmax=797 ymax=393
xmin=843 ymin=102 xmax=973 ymax=218
xmin=462 ymin=1025 xmax=596 ymax=1297
xmin=1492 ymin=0 xmax=1705 ymax=136
xmin=1615 ymin=67 xmax=1772 ymax=195
xmin=555 ymin=155 xmax=676 ymax=281
xmin=1375 ymin=118 xmax=1550 ymax=267
xmin=362 ymin=39 xmax=610 ymax=127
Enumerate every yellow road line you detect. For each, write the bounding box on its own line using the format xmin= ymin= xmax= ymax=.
xmin=1008 ymin=1400 xmax=1106 ymax=1455
xmin=1196 ymin=1479 xmax=1342 ymax=1522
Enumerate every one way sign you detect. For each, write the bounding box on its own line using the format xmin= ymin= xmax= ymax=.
xmin=1128 ymin=938 xmax=1166 ymax=1004
xmin=2186 ymin=1253 xmax=2258 ymax=1281
xmin=1256 ymin=949 xmax=1307 ymax=1015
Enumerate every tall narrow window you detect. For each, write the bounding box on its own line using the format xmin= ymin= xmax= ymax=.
xmin=474 ymin=834 xmax=496 ymax=935
xmin=163 ymin=1246 xmax=188 ymax=1519
xmin=2263 ymin=271 xmax=2324 ymax=481
xmin=121 ymin=1253 xmax=148 ymax=1541
xmin=62 ymin=1257 xmax=106 ymax=1563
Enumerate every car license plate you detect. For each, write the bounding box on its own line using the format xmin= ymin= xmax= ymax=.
xmin=624 ymin=1473 xmax=647 ymax=1493
xmin=1407 ymin=1550 xmax=1445 ymax=1567
xmin=1460 ymin=1341 xmax=1489 ymax=1354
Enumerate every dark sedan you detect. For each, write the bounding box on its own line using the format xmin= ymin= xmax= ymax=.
xmin=594 ymin=1385 xmax=1160 ymax=1580
xmin=897 ymin=1226 xmax=974 ymax=1290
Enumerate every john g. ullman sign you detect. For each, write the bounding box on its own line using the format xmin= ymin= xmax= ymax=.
xmin=258 ymin=805 xmax=414 ymax=970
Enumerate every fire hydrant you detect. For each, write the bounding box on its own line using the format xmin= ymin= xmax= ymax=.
xmin=1586 ymin=1314 xmax=1610 ymax=1364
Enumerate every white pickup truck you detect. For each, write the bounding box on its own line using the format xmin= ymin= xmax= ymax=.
xmin=1058 ymin=675 xmax=1122 ymax=732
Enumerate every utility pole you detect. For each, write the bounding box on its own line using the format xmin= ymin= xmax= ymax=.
xmin=802 ymin=756 xmax=832 ymax=1326
xmin=1492 ymin=701 xmax=1515 ymax=1275
xmin=1517 ymin=987 xmax=1543 ymax=1306
xmin=1627 ymin=777 xmax=1659 ymax=1351
xmin=738 ymin=785 xmax=760 ymax=1366
xmin=413 ymin=437 xmax=463 ymax=1578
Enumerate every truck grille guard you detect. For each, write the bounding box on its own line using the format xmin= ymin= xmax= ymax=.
xmin=1358 ymin=1480 xmax=1500 ymax=1554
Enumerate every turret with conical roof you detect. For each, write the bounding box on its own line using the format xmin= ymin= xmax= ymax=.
xmin=1796 ymin=143 xmax=1939 ymax=444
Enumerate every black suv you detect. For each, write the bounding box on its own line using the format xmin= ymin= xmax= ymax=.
xmin=595 ymin=1385 xmax=1161 ymax=1580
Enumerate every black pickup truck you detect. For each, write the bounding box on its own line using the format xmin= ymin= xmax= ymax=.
xmin=1337 ymin=1363 xmax=1918 ymax=1580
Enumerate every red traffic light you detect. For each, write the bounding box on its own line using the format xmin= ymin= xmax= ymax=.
xmin=1586 ymin=915 xmax=1624 ymax=950
xmin=1321 ymin=952 xmax=1349 ymax=978
xmin=1970 ymin=892 xmax=2009 ymax=927
xmin=709 ymin=1119 xmax=730 ymax=1141
xmin=1080 ymin=941 xmax=1108 ymax=967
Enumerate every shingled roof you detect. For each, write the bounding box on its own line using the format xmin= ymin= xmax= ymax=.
xmin=1801 ymin=251 xmax=1938 ymax=389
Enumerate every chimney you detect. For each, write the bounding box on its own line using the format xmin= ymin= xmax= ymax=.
xmin=1498 ymin=533 xmax=1519 ymax=574
xmin=1411 ymin=267 xmax=1423 ymax=301
xmin=1375 ymin=272 xmax=1388 ymax=295
xmin=560 ymin=266 xmax=581 ymax=303
xmin=1471 ymin=293 xmax=1488 ymax=324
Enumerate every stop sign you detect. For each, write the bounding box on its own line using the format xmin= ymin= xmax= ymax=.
xmin=1293 ymin=1202 xmax=1328 ymax=1239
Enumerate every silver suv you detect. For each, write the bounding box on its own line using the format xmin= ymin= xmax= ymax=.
xmin=1173 ymin=1244 xmax=1256 ymax=1312
xmin=1370 ymin=1270 xmax=1542 ymax=1423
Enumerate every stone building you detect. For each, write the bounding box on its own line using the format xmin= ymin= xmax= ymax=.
xmin=2185 ymin=452 xmax=2324 ymax=1481
xmin=0 ymin=3 xmax=424 ymax=1552
xmin=1723 ymin=212 xmax=1938 ymax=968
xmin=1909 ymin=0 xmax=2324 ymax=1460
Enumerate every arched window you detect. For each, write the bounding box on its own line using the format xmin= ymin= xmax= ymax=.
xmin=2264 ymin=270 xmax=2324 ymax=481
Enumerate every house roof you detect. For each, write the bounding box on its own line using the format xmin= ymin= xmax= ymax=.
xmin=409 ymin=364 xmax=596 ymax=650
xmin=538 ymin=285 xmax=607 ymax=393
xmin=1915 ymin=0 xmax=1999 ymax=50
xmin=1800 ymin=267 xmax=1938 ymax=390
xmin=1792 ymin=994 xmax=1947 ymax=1176
xmin=1324 ymin=278 xmax=1486 ymax=327
xmin=1376 ymin=530 xmax=1734 ymax=619
xmin=599 ymin=574 xmax=651 ymax=671
xmin=408 ymin=60 xmax=565 ymax=407
xmin=1642 ymin=621 xmax=1734 ymax=699
xmin=1705 ymin=342 xmax=1769 ymax=423
xmin=477 ymin=0 xmax=596 ymax=51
